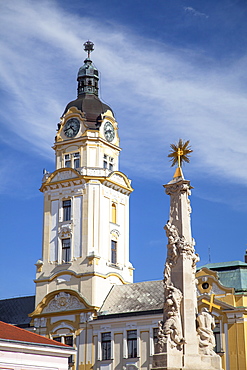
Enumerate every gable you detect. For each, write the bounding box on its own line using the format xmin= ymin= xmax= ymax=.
xmin=49 ymin=169 xmax=80 ymax=183
xmin=42 ymin=292 xmax=86 ymax=314
xmin=106 ymin=171 xmax=133 ymax=192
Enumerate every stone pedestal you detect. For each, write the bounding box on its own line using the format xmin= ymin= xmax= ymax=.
xmin=152 ymin=352 xmax=222 ymax=370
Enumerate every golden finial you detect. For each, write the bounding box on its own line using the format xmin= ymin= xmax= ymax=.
xmin=168 ymin=139 xmax=193 ymax=178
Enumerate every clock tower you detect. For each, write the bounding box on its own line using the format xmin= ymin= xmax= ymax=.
xmin=33 ymin=42 xmax=134 ymax=319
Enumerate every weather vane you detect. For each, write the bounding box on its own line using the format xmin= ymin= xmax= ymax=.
xmin=168 ymin=139 xmax=193 ymax=168
xmin=84 ymin=40 xmax=94 ymax=59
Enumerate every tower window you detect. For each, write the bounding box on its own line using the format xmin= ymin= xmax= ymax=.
xmin=64 ymin=152 xmax=80 ymax=169
xmin=65 ymin=154 xmax=71 ymax=168
xmin=111 ymin=203 xmax=117 ymax=224
xmin=111 ymin=240 xmax=117 ymax=265
xmin=103 ymin=155 xmax=114 ymax=171
xmin=74 ymin=152 xmax=80 ymax=168
xmin=127 ymin=330 xmax=137 ymax=358
xmin=62 ymin=238 xmax=71 ymax=263
xmin=101 ymin=332 xmax=111 ymax=360
xmin=63 ymin=200 xmax=71 ymax=221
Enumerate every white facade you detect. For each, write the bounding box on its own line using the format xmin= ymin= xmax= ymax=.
xmin=35 ymin=106 xmax=134 ymax=309
xmin=0 ymin=339 xmax=74 ymax=370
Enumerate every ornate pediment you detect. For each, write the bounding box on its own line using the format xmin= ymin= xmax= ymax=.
xmin=50 ymin=169 xmax=80 ymax=183
xmin=43 ymin=292 xmax=86 ymax=313
xmin=105 ymin=171 xmax=133 ymax=194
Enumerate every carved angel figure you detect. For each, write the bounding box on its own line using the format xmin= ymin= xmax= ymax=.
xmin=196 ymin=308 xmax=216 ymax=355
xmin=163 ymin=284 xmax=185 ymax=349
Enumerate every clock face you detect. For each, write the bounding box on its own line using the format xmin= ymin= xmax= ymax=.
xmin=64 ymin=118 xmax=80 ymax=138
xmin=104 ymin=121 xmax=115 ymax=142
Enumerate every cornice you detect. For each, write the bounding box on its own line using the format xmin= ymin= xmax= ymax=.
xmin=40 ymin=168 xmax=133 ymax=194
xmin=34 ymin=271 xmax=130 ymax=285
xmin=53 ymin=131 xmax=121 ymax=151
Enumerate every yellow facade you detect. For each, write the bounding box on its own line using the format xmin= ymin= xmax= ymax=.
xmin=197 ymin=266 xmax=247 ymax=370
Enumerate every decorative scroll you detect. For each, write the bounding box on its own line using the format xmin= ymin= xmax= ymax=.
xmin=197 ymin=308 xmax=216 ymax=355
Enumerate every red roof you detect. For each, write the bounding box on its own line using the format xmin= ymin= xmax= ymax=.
xmin=0 ymin=321 xmax=69 ymax=347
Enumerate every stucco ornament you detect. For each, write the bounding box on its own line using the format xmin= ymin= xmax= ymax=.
xmin=58 ymin=224 xmax=72 ymax=238
xmin=197 ymin=308 xmax=216 ymax=355
xmin=43 ymin=292 xmax=85 ymax=313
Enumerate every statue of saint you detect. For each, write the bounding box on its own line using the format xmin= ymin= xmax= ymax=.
xmin=197 ymin=307 xmax=216 ymax=355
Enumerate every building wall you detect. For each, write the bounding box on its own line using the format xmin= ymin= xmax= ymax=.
xmin=0 ymin=341 xmax=74 ymax=370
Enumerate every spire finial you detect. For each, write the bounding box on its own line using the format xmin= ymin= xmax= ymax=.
xmin=168 ymin=139 xmax=193 ymax=178
xmin=168 ymin=139 xmax=193 ymax=168
xmin=84 ymin=40 xmax=94 ymax=59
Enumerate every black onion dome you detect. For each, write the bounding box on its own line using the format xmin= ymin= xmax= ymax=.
xmin=63 ymin=94 xmax=114 ymax=129
xmin=62 ymin=41 xmax=114 ymax=129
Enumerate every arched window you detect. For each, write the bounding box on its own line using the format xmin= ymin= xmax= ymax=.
xmin=111 ymin=203 xmax=117 ymax=224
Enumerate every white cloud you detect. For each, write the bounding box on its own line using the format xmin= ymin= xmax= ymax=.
xmin=0 ymin=0 xmax=247 ymax=192
xmin=184 ymin=7 xmax=209 ymax=19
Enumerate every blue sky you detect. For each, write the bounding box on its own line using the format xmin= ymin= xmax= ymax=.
xmin=0 ymin=0 xmax=247 ymax=299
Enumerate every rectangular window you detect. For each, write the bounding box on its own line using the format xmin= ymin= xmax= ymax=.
xmin=62 ymin=238 xmax=71 ymax=263
xmin=64 ymin=153 xmax=80 ymax=168
xmin=53 ymin=336 xmax=62 ymax=343
xmin=111 ymin=240 xmax=117 ymax=264
xmin=65 ymin=335 xmax=73 ymax=346
xmin=127 ymin=330 xmax=137 ymax=358
xmin=103 ymin=154 xmax=114 ymax=171
xmin=109 ymin=157 xmax=113 ymax=171
xmin=73 ymin=152 xmax=80 ymax=168
xmin=65 ymin=154 xmax=71 ymax=168
xmin=63 ymin=200 xmax=71 ymax=221
xmin=101 ymin=332 xmax=111 ymax=360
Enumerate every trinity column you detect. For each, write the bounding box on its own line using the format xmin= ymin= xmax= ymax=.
xmin=152 ymin=140 xmax=222 ymax=370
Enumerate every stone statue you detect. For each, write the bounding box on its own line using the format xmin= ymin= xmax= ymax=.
xmin=165 ymin=221 xmax=180 ymax=264
xmin=197 ymin=308 xmax=216 ymax=355
xmin=155 ymin=320 xmax=167 ymax=353
xmin=163 ymin=284 xmax=185 ymax=349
